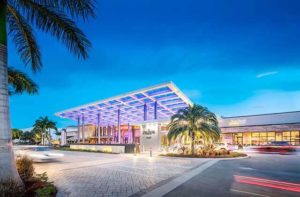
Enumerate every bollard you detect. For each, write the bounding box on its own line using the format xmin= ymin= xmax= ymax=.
xmin=150 ymin=147 xmax=152 ymax=157
xmin=134 ymin=147 xmax=136 ymax=156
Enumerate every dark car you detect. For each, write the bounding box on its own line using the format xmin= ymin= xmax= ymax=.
xmin=254 ymin=141 xmax=296 ymax=154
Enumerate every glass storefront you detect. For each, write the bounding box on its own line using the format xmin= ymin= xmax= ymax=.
xmin=228 ymin=131 xmax=300 ymax=146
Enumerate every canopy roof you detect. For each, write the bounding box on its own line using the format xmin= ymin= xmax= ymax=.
xmin=55 ymin=82 xmax=193 ymax=125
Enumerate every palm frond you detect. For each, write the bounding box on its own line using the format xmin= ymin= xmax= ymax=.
xmin=17 ymin=0 xmax=91 ymax=59
xmin=8 ymin=67 xmax=38 ymax=95
xmin=7 ymin=4 xmax=42 ymax=72
xmin=33 ymin=0 xmax=96 ymax=20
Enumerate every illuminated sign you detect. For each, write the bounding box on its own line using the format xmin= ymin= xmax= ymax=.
xmin=228 ymin=119 xmax=246 ymax=126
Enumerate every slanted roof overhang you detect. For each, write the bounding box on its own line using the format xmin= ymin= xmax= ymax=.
xmin=55 ymin=81 xmax=193 ymax=126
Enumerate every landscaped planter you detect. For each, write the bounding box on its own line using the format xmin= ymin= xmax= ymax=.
xmin=160 ymin=152 xmax=247 ymax=158
xmin=69 ymin=144 xmax=135 ymax=153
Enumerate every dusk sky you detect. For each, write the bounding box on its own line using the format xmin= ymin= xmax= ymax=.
xmin=8 ymin=0 xmax=300 ymax=128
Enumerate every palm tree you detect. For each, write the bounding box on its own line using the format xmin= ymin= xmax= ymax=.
xmin=0 ymin=1 xmax=95 ymax=182
xmin=167 ymin=104 xmax=221 ymax=155
xmin=8 ymin=67 xmax=38 ymax=95
xmin=11 ymin=128 xmax=23 ymax=140
xmin=32 ymin=116 xmax=57 ymax=145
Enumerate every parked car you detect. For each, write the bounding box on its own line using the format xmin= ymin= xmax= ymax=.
xmin=14 ymin=146 xmax=64 ymax=162
xmin=213 ymin=143 xmax=228 ymax=150
xmin=253 ymin=141 xmax=296 ymax=154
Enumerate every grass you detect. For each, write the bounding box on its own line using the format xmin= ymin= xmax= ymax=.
xmin=160 ymin=152 xmax=247 ymax=158
xmin=56 ymin=146 xmax=119 ymax=154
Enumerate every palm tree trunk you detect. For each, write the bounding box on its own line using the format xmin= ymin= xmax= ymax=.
xmin=191 ymin=132 xmax=195 ymax=155
xmin=0 ymin=4 xmax=22 ymax=184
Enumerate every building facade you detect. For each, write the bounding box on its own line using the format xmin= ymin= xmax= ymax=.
xmin=56 ymin=82 xmax=192 ymax=151
xmin=56 ymin=82 xmax=300 ymax=151
xmin=219 ymin=111 xmax=300 ymax=146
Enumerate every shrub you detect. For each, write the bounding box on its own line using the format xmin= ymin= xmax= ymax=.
xmin=16 ymin=156 xmax=35 ymax=182
xmin=35 ymin=173 xmax=56 ymax=197
xmin=0 ymin=179 xmax=24 ymax=197
xmin=35 ymin=184 xmax=56 ymax=197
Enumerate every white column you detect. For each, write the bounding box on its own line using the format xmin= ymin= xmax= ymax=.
xmin=82 ymin=115 xmax=85 ymax=144
xmin=77 ymin=116 xmax=80 ymax=143
xmin=117 ymin=109 xmax=121 ymax=144
xmin=97 ymin=113 xmax=100 ymax=144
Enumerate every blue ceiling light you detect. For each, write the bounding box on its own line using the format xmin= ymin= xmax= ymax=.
xmin=108 ymin=100 xmax=120 ymax=105
xmin=154 ymin=93 xmax=177 ymax=100
xmin=128 ymin=100 xmax=141 ymax=106
xmin=145 ymin=86 xmax=172 ymax=96
xmin=134 ymin=93 xmax=146 ymax=99
xmin=120 ymin=96 xmax=134 ymax=102
xmin=98 ymin=103 xmax=106 ymax=107
xmin=161 ymin=98 xmax=182 ymax=104
xmin=143 ymin=98 xmax=152 ymax=103
xmin=167 ymin=103 xmax=187 ymax=108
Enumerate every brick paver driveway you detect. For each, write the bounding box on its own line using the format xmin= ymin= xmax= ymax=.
xmin=34 ymin=151 xmax=210 ymax=197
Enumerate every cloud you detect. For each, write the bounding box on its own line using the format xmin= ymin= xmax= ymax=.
xmin=256 ymin=71 xmax=278 ymax=78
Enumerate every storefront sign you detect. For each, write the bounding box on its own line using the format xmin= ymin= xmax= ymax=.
xmin=228 ymin=119 xmax=246 ymax=126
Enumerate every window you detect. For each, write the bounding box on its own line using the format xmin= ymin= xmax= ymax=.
xmin=282 ymin=131 xmax=291 ymax=143
xmin=291 ymin=131 xmax=300 ymax=145
xmin=243 ymin=132 xmax=251 ymax=146
xmin=260 ymin=132 xmax=267 ymax=145
xmin=267 ymin=132 xmax=275 ymax=142
xmin=251 ymin=132 xmax=259 ymax=145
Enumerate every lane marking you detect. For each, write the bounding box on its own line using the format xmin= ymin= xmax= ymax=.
xmin=230 ymin=189 xmax=270 ymax=197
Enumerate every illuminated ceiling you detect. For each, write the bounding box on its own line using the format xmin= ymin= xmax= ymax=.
xmin=55 ymin=82 xmax=193 ymax=125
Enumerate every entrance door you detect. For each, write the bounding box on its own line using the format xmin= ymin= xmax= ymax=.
xmin=233 ymin=133 xmax=243 ymax=146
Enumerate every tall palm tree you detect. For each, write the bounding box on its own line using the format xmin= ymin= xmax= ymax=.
xmin=168 ymin=104 xmax=221 ymax=155
xmin=32 ymin=116 xmax=57 ymax=145
xmin=0 ymin=0 xmax=95 ymax=182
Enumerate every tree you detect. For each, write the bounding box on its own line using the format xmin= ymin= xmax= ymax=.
xmin=20 ymin=130 xmax=35 ymax=144
xmin=32 ymin=116 xmax=57 ymax=145
xmin=167 ymin=104 xmax=221 ymax=155
xmin=11 ymin=128 xmax=22 ymax=140
xmin=0 ymin=0 xmax=95 ymax=183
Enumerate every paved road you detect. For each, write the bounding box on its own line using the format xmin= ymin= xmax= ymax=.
xmin=165 ymin=153 xmax=300 ymax=197
xmin=34 ymin=151 xmax=210 ymax=197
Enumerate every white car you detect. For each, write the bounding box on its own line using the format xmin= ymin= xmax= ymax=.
xmin=213 ymin=143 xmax=228 ymax=151
xmin=14 ymin=146 xmax=64 ymax=162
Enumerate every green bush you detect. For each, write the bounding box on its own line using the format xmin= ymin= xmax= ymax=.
xmin=36 ymin=184 xmax=56 ymax=197
xmin=16 ymin=156 xmax=35 ymax=181
xmin=0 ymin=179 xmax=24 ymax=197
xmin=35 ymin=173 xmax=56 ymax=197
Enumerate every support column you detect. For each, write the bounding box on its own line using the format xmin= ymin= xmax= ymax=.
xmin=82 ymin=115 xmax=85 ymax=144
xmin=127 ymin=123 xmax=130 ymax=144
xmin=77 ymin=116 xmax=80 ymax=143
xmin=97 ymin=113 xmax=100 ymax=144
xmin=144 ymin=104 xmax=147 ymax=121
xmin=154 ymin=101 xmax=157 ymax=120
xmin=117 ymin=109 xmax=121 ymax=144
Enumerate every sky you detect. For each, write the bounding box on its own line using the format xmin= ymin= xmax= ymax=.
xmin=8 ymin=0 xmax=300 ymax=128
